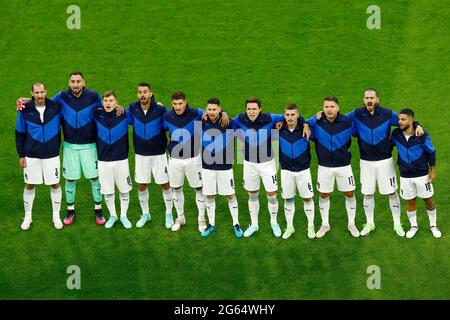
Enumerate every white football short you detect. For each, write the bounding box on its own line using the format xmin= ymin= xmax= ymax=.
xmin=201 ymin=168 xmax=235 ymax=196
xmin=98 ymin=159 xmax=132 ymax=194
xmin=317 ymin=165 xmax=356 ymax=193
xmin=281 ymin=168 xmax=314 ymax=199
xmin=134 ymin=153 xmax=169 ymax=185
xmin=243 ymin=158 xmax=278 ymax=192
xmin=360 ymin=157 xmax=397 ymax=195
xmin=400 ymin=175 xmax=434 ymax=200
xmin=168 ymin=155 xmax=202 ymax=189
xmin=23 ymin=156 xmax=60 ymax=185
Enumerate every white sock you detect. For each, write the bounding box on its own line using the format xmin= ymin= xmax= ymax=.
xmin=319 ymin=197 xmax=330 ymax=226
xmin=227 ymin=196 xmax=239 ymax=225
xmin=267 ymin=195 xmax=279 ymax=224
xmin=162 ymin=188 xmax=173 ymax=214
xmin=104 ymin=193 xmax=117 ymax=217
xmin=426 ymin=208 xmax=437 ymax=227
xmin=205 ymin=197 xmax=216 ymax=226
xmin=138 ymin=189 xmax=149 ymax=215
xmin=304 ymin=200 xmax=315 ymax=227
xmin=284 ymin=199 xmax=295 ymax=228
xmin=248 ymin=193 xmax=260 ymax=227
xmin=119 ymin=192 xmax=130 ymax=218
xmin=407 ymin=210 xmax=417 ymax=228
xmin=345 ymin=195 xmax=357 ymax=226
xmin=67 ymin=204 xmax=75 ymax=210
xmin=389 ymin=193 xmax=401 ymax=225
xmin=50 ymin=186 xmax=62 ymax=219
xmin=23 ymin=188 xmax=35 ymax=219
xmin=94 ymin=203 xmax=102 ymax=210
xmin=173 ymin=188 xmax=185 ymax=218
xmin=196 ymin=189 xmax=206 ymax=221
xmin=363 ymin=194 xmax=375 ymax=225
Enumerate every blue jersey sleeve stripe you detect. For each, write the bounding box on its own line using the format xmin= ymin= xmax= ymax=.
xmin=391 ymin=111 xmax=399 ymax=127
xmin=15 ymin=112 xmax=26 ymax=132
xmin=423 ymin=135 xmax=436 ymax=153
xmin=271 ymin=113 xmax=285 ymax=124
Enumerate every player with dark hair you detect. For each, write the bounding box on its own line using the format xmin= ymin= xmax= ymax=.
xmin=391 ymin=108 xmax=440 ymax=238
xmin=279 ymin=103 xmax=315 ymax=239
xmin=127 ymin=83 xmax=174 ymax=229
xmin=163 ymin=91 xmax=229 ymax=232
xmin=200 ymin=98 xmax=243 ymax=237
xmin=308 ymin=96 xmax=360 ymax=238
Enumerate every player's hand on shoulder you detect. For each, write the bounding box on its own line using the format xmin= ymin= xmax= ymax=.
xmin=275 ymin=121 xmax=283 ymax=130
xmin=16 ymin=98 xmax=31 ymax=111
xmin=415 ymin=125 xmax=424 ymax=137
xmin=19 ymin=157 xmax=26 ymax=168
xmin=316 ymin=111 xmax=322 ymax=119
xmin=115 ymin=105 xmax=125 ymax=116
xmin=219 ymin=112 xmax=230 ymax=127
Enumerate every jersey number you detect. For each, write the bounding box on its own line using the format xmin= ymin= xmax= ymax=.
xmin=348 ymin=176 xmax=355 ymax=186
xmin=390 ymin=177 xmax=396 ymax=187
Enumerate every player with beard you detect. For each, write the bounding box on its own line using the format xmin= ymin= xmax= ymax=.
xmin=391 ymin=109 xmax=440 ymax=238
xmin=127 ymin=83 xmax=174 ymax=229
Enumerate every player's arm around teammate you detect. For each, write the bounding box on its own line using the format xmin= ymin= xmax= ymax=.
xmin=128 ymin=83 xmax=174 ymax=229
xmin=307 ymin=97 xmax=359 ymax=238
xmin=200 ymin=98 xmax=243 ymax=238
xmin=15 ymin=83 xmax=63 ymax=230
xmin=278 ymin=104 xmax=315 ymax=239
xmin=95 ymin=91 xmax=133 ymax=229
xmin=232 ymin=97 xmax=284 ymax=238
xmin=346 ymin=89 xmax=425 ymax=237
xmin=391 ymin=109 xmax=440 ymax=239
xmin=163 ymin=91 xmax=210 ymax=233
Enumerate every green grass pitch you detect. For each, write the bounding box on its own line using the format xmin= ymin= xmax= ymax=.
xmin=0 ymin=0 xmax=449 ymax=299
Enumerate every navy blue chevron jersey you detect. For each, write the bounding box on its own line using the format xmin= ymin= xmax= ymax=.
xmin=128 ymin=98 xmax=168 ymax=156
xmin=307 ymin=113 xmax=354 ymax=167
xmin=95 ymin=109 xmax=131 ymax=161
xmin=201 ymin=116 xmax=235 ymax=170
xmin=391 ymin=128 xmax=436 ymax=178
xmin=163 ymin=106 xmax=203 ymax=159
xmin=52 ymin=88 xmax=102 ymax=144
xmin=279 ymin=118 xmax=311 ymax=172
xmin=348 ymin=105 xmax=397 ymax=161
xmin=233 ymin=112 xmax=284 ymax=163
xmin=15 ymin=98 xmax=61 ymax=159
